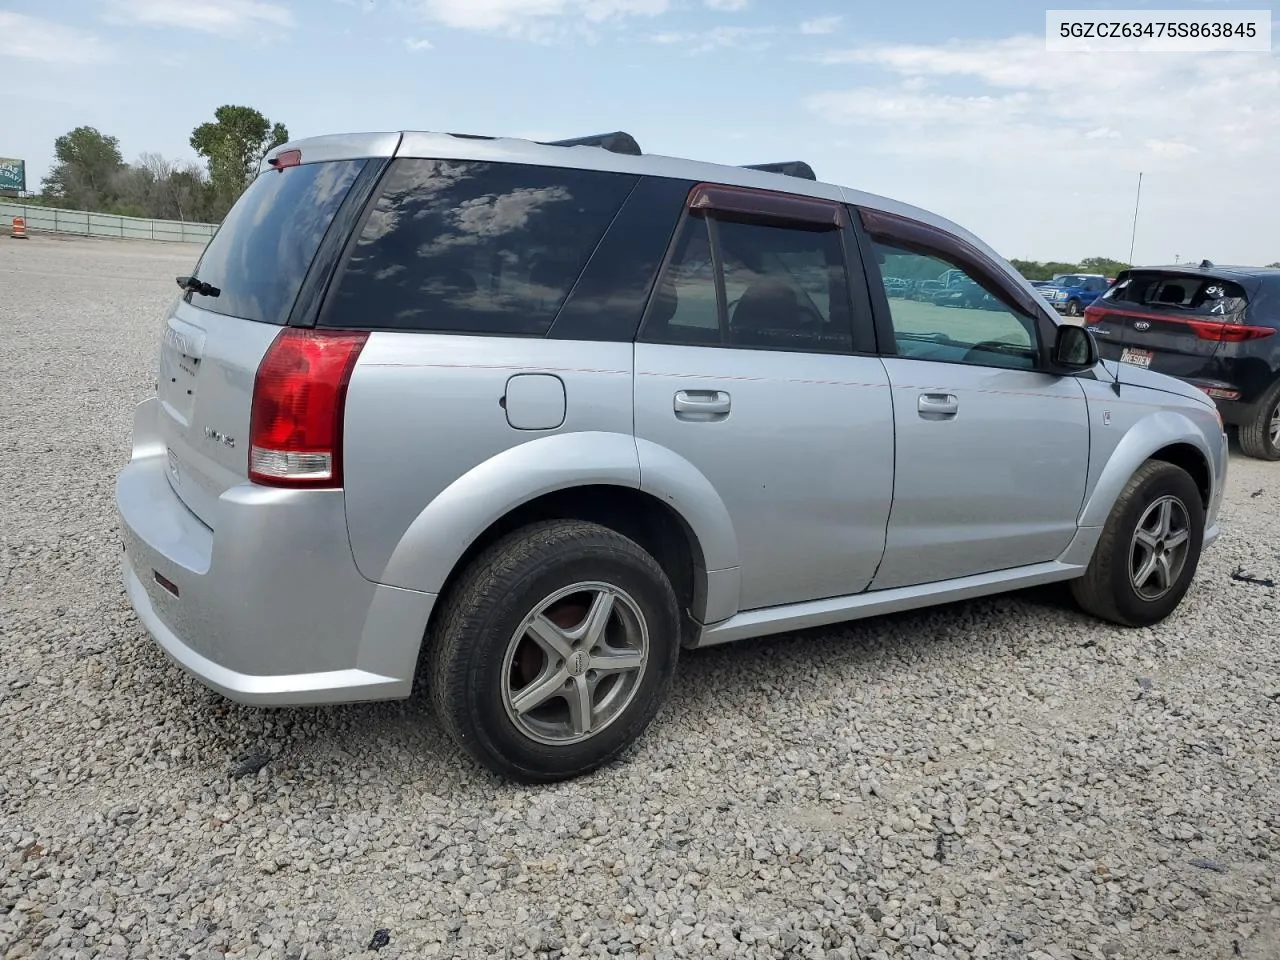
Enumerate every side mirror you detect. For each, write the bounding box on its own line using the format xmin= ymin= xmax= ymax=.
xmin=1051 ymin=323 xmax=1098 ymax=372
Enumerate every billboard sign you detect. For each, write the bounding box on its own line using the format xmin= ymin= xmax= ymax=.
xmin=0 ymin=158 xmax=26 ymax=193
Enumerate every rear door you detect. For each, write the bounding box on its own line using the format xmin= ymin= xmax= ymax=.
xmin=155 ymin=138 xmax=392 ymax=527
xmin=1085 ymin=269 xmax=1251 ymax=381
xmin=633 ymin=184 xmax=895 ymax=612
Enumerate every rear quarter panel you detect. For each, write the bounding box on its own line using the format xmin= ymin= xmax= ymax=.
xmin=340 ymin=335 xmax=638 ymax=590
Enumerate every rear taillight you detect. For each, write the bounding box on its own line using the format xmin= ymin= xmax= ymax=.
xmin=1188 ymin=321 xmax=1276 ymax=342
xmin=248 ymin=328 xmax=368 ymax=488
xmin=1083 ymin=304 xmax=1104 ymax=325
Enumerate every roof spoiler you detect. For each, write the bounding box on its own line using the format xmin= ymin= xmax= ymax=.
xmin=741 ymin=161 xmax=817 ymax=181
xmin=541 ymin=131 xmax=643 ymax=156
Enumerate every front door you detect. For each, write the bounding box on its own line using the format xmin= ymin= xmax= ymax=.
xmin=633 ymin=187 xmax=895 ymax=612
xmin=858 ymin=220 xmax=1091 ymax=590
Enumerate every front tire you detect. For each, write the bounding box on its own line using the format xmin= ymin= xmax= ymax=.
xmin=1237 ymin=379 xmax=1280 ymax=461
xmin=1065 ymin=299 xmax=1082 ymax=318
xmin=1070 ymin=460 xmax=1205 ymax=627
xmin=428 ymin=520 xmax=681 ymax=783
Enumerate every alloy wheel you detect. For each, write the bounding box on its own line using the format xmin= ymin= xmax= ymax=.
xmin=500 ymin=582 xmax=650 ymax=746
xmin=1128 ymin=495 xmax=1192 ymax=601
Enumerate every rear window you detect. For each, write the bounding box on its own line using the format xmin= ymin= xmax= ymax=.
xmin=187 ymin=159 xmax=368 ymax=324
xmin=320 ymin=159 xmax=638 ymax=335
xmin=1104 ymin=271 xmax=1249 ymax=316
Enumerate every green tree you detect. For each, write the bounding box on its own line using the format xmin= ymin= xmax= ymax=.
xmin=1010 ymin=259 xmax=1053 ymax=281
xmin=189 ymin=105 xmax=288 ymax=215
xmin=1268 ymin=262 xmax=1280 ymax=268
xmin=41 ymin=126 xmax=125 ymax=210
xmin=1078 ymin=256 xmax=1130 ymax=276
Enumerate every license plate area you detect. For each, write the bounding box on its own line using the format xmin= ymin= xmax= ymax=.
xmin=158 ymin=320 xmax=206 ymax=426
xmin=1119 ymin=347 xmax=1153 ymax=368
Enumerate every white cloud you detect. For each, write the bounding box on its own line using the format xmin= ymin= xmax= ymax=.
xmin=808 ymin=88 xmax=1031 ymax=125
xmin=106 ymin=0 xmax=294 ymax=35
xmin=804 ymin=35 xmax=1280 ymax=263
xmin=0 ymin=13 xmax=114 ymax=63
xmin=807 ymin=36 xmax=1280 ymax=166
xmin=648 ymin=24 xmax=773 ymax=54
xmin=404 ymin=37 xmax=434 ymax=51
xmin=1144 ymin=138 xmax=1198 ymax=158
xmin=705 ymin=0 xmax=747 ymax=10
xmin=410 ymin=0 xmax=668 ymax=37
xmin=799 ymin=15 xmax=841 ymax=35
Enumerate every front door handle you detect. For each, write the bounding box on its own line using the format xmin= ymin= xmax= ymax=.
xmin=918 ymin=392 xmax=958 ymax=419
xmin=674 ymin=389 xmax=731 ymax=420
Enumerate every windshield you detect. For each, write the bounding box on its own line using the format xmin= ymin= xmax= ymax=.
xmin=186 ymin=158 xmax=368 ymax=324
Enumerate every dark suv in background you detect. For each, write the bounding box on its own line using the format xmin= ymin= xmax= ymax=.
xmin=1085 ymin=262 xmax=1280 ymax=459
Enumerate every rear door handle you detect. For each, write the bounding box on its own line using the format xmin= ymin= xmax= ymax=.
xmin=674 ymin=389 xmax=731 ymax=420
xmin=918 ymin=392 xmax=958 ymax=419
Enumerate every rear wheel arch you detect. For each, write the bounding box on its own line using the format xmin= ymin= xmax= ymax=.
xmin=428 ymin=484 xmax=712 ymax=643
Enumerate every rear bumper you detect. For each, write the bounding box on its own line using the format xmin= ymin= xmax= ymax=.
xmin=115 ymin=397 xmax=436 ymax=706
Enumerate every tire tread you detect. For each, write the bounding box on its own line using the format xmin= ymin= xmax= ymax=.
xmin=1237 ymin=379 xmax=1280 ymax=461
xmin=1070 ymin=459 xmax=1202 ymax=627
xmin=427 ymin=519 xmax=678 ymax=782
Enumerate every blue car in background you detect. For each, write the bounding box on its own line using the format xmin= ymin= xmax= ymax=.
xmin=1038 ymin=273 xmax=1112 ymax=318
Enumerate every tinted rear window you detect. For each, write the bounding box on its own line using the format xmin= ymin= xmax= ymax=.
xmin=1104 ymin=271 xmax=1249 ymax=316
xmin=187 ymin=159 xmax=368 ymax=324
xmin=320 ymin=159 xmax=638 ymax=335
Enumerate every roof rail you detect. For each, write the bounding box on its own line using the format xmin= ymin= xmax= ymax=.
xmin=741 ymin=161 xmax=817 ymax=181
xmin=541 ymin=131 xmax=643 ymax=156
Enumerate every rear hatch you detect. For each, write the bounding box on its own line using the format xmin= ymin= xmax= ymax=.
xmin=155 ymin=148 xmax=380 ymax=528
xmin=1084 ymin=269 xmax=1255 ymax=382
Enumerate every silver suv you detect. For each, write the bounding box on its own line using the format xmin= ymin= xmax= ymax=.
xmin=116 ymin=130 xmax=1228 ymax=782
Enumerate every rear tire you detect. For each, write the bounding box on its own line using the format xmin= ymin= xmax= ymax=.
xmin=1237 ymin=379 xmax=1280 ymax=461
xmin=1070 ymin=460 xmax=1204 ymax=627
xmin=428 ymin=520 xmax=681 ymax=783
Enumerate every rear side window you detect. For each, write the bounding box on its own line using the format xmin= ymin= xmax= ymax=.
xmin=640 ymin=213 xmax=855 ymax=354
xmin=321 ymin=159 xmax=638 ymax=335
xmin=188 ymin=159 xmax=368 ymax=325
xmin=1105 ymin=272 xmax=1249 ymax=316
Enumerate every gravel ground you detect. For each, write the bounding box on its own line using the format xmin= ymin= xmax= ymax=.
xmin=2 ymin=234 xmax=1279 ymax=960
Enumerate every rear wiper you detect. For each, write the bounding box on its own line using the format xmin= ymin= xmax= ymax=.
xmin=176 ymin=275 xmax=220 ymax=298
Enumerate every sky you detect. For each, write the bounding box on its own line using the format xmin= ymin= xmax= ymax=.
xmin=1 ymin=0 xmax=1278 ymax=265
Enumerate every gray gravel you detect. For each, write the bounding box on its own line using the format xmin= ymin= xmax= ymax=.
xmin=3 ymin=234 xmax=1280 ymax=960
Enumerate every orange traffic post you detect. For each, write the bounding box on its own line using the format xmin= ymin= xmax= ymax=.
xmin=10 ymin=216 xmax=27 ymax=239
